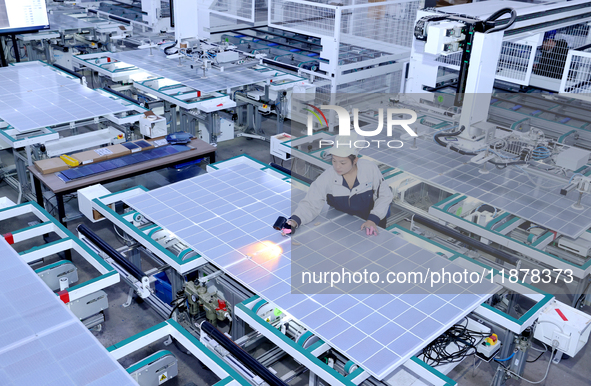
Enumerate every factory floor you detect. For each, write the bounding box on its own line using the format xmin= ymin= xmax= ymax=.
xmin=1 ymin=118 xmax=591 ymax=386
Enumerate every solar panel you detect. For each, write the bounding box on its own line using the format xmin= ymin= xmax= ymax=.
xmin=0 ymin=62 xmax=131 ymax=133
xmin=0 ymin=239 xmax=135 ymax=385
xmin=361 ymin=134 xmax=591 ymax=239
xmin=59 ymin=145 xmax=186 ymax=181
xmin=112 ymin=50 xmax=273 ymax=94
xmin=124 ymin=164 xmax=496 ymax=379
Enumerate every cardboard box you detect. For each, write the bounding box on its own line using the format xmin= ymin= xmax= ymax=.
xmin=103 ymin=144 xmax=131 ymax=160
xmin=72 ymin=150 xmax=108 ymax=165
xmin=34 ymin=158 xmax=69 ymax=175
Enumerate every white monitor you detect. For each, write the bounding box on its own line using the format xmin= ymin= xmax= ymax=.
xmin=0 ymin=0 xmax=49 ymax=34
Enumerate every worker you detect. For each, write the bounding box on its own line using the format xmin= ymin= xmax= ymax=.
xmin=533 ymin=30 xmax=569 ymax=79
xmin=284 ymin=134 xmax=394 ymax=236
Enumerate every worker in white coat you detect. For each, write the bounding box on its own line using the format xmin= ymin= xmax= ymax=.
xmin=286 ymin=134 xmax=394 ymax=235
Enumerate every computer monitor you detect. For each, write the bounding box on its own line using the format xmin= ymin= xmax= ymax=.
xmin=0 ymin=0 xmax=49 ymax=35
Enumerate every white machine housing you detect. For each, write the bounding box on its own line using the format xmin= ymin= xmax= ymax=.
xmin=270 ymin=133 xmax=292 ymax=161
xmin=139 ymin=113 xmax=167 ymax=138
xmin=534 ymin=299 xmax=591 ymax=357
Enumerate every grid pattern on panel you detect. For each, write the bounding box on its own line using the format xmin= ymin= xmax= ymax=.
xmin=288 ymin=210 xmax=495 ymax=378
xmin=0 ymin=240 xmax=135 ymax=386
xmin=124 ymin=164 xmax=495 ymax=379
xmin=0 ymin=62 xmax=131 ymax=133
xmin=364 ymin=134 xmax=591 ymax=238
xmin=113 ymin=50 xmax=273 ymax=94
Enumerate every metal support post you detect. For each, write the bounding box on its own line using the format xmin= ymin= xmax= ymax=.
xmin=247 ymin=104 xmax=255 ymax=132
xmin=170 ymin=104 xmax=177 ymax=132
xmin=129 ymin=248 xmax=142 ymax=270
xmin=255 ymin=108 xmax=263 ymax=135
xmin=492 ymin=329 xmax=515 ymax=386
xmin=167 ymin=268 xmax=184 ymax=297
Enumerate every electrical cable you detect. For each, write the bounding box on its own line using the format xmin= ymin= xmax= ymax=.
xmin=169 ymin=296 xmax=187 ymax=319
xmin=506 ymin=349 xmax=556 ymax=384
xmin=527 ymin=350 xmax=546 ymax=363
xmin=569 ymin=172 xmax=583 ymax=183
xmin=113 ymin=224 xmax=132 ymax=243
xmin=484 ymin=8 xmax=517 ymax=34
xmin=421 ymin=319 xmax=490 ymax=366
xmin=536 ymin=320 xmax=564 ymax=334
xmin=164 ymin=40 xmax=178 ymax=55
xmin=530 ymin=342 xmax=548 ymax=353
xmin=433 ymin=126 xmax=478 ymax=156
xmin=495 ymin=351 xmax=515 ymax=362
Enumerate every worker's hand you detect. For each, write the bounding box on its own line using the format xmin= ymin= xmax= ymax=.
xmin=361 ymin=220 xmax=378 ymax=236
xmin=281 ymin=219 xmax=298 ymax=236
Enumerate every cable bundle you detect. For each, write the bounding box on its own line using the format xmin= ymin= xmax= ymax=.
xmin=421 ymin=321 xmax=490 ymax=366
xmin=532 ymin=146 xmax=552 ymax=160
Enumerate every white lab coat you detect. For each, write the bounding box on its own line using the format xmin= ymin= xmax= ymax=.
xmin=291 ymin=159 xmax=394 ymax=227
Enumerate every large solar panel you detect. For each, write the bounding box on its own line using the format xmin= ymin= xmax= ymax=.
xmin=355 ymin=133 xmax=591 ymax=239
xmin=125 ymin=163 xmax=496 ymax=379
xmin=0 ymin=239 xmax=135 ymax=385
xmin=113 ymin=49 xmax=273 ymax=94
xmin=0 ymin=62 xmax=131 ymax=133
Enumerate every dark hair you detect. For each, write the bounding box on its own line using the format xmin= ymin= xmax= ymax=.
xmin=332 ymin=154 xmax=357 ymax=164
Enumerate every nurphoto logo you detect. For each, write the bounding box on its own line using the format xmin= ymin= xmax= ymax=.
xmin=305 ymin=104 xmax=418 ymax=149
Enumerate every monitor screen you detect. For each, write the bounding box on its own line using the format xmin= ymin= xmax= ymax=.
xmin=0 ymin=0 xmax=49 ymax=34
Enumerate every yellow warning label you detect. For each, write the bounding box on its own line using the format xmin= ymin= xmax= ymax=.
xmin=158 ymin=372 xmax=168 ymax=385
xmin=266 ymin=317 xmax=270 ymax=322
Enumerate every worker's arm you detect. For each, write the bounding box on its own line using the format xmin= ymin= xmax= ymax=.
xmin=291 ymin=173 xmax=329 ymax=227
xmin=367 ymin=168 xmax=394 ymax=226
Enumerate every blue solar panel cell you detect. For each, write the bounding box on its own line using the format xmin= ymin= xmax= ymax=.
xmin=135 ymin=140 xmax=152 ymax=148
xmin=60 ymin=145 xmax=190 ymax=182
xmin=61 ymin=168 xmax=85 ymax=180
xmin=121 ymin=142 xmax=140 ymax=151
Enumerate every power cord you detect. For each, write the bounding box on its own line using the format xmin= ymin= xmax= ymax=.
xmin=506 ymin=348 xmax=556 ymax=384
xmin=421 ymin=318 xmax=490 ymax=366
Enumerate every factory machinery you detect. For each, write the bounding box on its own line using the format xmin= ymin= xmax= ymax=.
xmin=2 ymin=1 xmax=591 ymax=386
xmin=22 ymin=0 xmax=420 ymax=142
xmin=277 ymin=0 xmax=591 ymax=308
xmin=0 ymin=0 xmax=422 ymax=208
xmin=2 ymin=154 xmax=590 ymax=386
